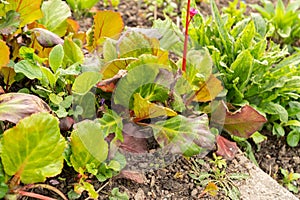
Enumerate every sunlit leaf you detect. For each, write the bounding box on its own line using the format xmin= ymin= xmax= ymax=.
xmin=63 ymin=37 xmax=84 ymax=66
xmin=118 ymin=31 xmax=158 ymax=58
xmin=0 ymin=162 xmax=8 ymax=199
xmin=193 ymin=75 xmax=223 ymax=102
xmin=72 ymin=71 xmax=102 ymax=95
xmin=87 ymin=10 xmax=124 ymax=52
xmin=150 ymin=114 xmax=215 ymax=157
xmin=0 ymin=40 xmax=9 ymax=68
xmin=212 ymin=101 xmax=267 ymax=138
xmin=38 ymin=0 xmax=71 ymax=36
xmin=49 ymin=44 xmax=64 ymax=73
xmin=0 ymin=93 xmax=51 ymax=124
xmin=4 ymin=0 xmax=43 ymax=27
xmin=113 ymin=64 xmax=159 ymax=108
xmin=66 ymin=0 xmax=99 ymax=11
xmin=0 ymin=66 xmax=16 ymax=86
xmin=98 ymin=109 xmax=123 ymax=141
xmin=101 ymin=58 xmax=137 ymax=79
xmin=133 ymin=93 xmax=177 ymax=121
xmin=287 ymin=131 xmax=300 ymax=147
xmin=14 ymin=60 xmax=43 ymax=80
xmin=216 ymin=135 xmax=239 ymax=160
xmin=204 ymin=182 xmax=219 ymax=196
xmin=70 ymin=120 xmax=108 ymax=172
xmin=2 ymin=113 xmax=66 ymax=183
xmin=0 ymin=10 xmax=20 ymax=34
xmin=72 ymin=92 xmax=96 ymax=120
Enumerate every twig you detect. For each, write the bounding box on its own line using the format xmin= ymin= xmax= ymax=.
xmin=84 ymin=181 xmax=110 ymax=200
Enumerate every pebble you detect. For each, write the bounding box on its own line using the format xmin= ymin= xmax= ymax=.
xmin=134 ymin=188 xmax=145 ymax=200
xmin=191 ymin=188 xmax=198 ymax=197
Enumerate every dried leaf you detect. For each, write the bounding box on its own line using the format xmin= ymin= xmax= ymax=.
xmin=216 ymin=135 xmax=239 ymax=160
xmin=204 ymin=182 xmax=219 ymax=196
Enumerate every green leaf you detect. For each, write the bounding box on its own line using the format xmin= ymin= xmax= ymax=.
xmin=152 ymin=17 xmax=184 ymax=55
xmin=287 ymin=131 xmax=300 ymax=147
xmin=109 ymin=187 xmax=129 ymax=200
xmin=118 ymin=31 xmax=156 ymax=58
xmin=103 ymin=38 xmax=118 ymax=62
xmin=40 ymin=67 xmax=58 ymax=88
xmin=272 ymin=122 xmax=285 ymax=137
xmin=66 ymin=0 xmax=99 ymax=10
xmin=234 ymin=20 xmax=256 ymax=53
xmin=14 ymin=60 xmax=43 ymax=80
xmin=261 ymin=102 xmax=288 ymax=123
xmin=0 ymin=10 xmax=20 ymax=35
xmin=63 ymin=38 xmax=84 ymax=67
xmin=251 ymin=13 xmax=267 ymax=37
xmin=210 ymin=0 xmax=233 ymax=56
xmin=98 ymin=109 xmax=123 ymax=141
xmin=2 ymin=113 xmax=65 ymax=183
xmin=150 ymin=114 xmax=215 ymax=157
xmin=49 ymin=44 xmax=64 ymax=73
xmin=49 ymin=93 xmax=63 ymax=105
xmin=72 ymin=71 xmax=102 ymax=95
xmin=0 ymin=161 xmax=8 ymax=198
xmin=250 ymin=131 xmax=267 ymax=144
xmin=113 ymin=64 xmax=159 ymax=108
xmin=70 ymin=120 xmax=108 ymax=172
xmin=38 ymin=0 xmax=71 ymax=36
xmin=229 ymin=50 xmax=253 ymax=90
xmin=0 ymin=93 xmax=51 ymax=124
xmin=72 ymin=92 xmax=96 ymax=120
xmin=185 ymin=49 xmax=213 ymax=85
xmin=101 ymin=58 xmax=137 ymax=79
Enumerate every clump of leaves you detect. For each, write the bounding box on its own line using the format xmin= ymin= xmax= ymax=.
xmin=280 ymin=168 xmax=300 ymax=193
xmin=250 ymin=0 xmax=300 ymax=47
xmin=189 ymin=153 xmax=249 ymax=199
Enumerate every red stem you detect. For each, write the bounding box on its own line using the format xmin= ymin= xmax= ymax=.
xmin=182 ymin=0 xmax=191 ymax=72
xmin=18 ymin=190 xmax=57 ymax=200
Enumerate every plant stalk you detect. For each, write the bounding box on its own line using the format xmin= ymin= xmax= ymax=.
xmin=182 ymin=0 xmax=191 ymax=72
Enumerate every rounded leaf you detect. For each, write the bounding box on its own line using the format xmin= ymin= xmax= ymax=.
xmin=2 ymin=113 xmax=66 ymax=184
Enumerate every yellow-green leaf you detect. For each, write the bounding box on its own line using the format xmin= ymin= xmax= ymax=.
xmin=87 ymin=10 xmax=124 ymax=52
xmin=0 ymin=40 xmax=9 ymax=68
xmin=133 ymin=93 xmax=177 ymax=121
xmin=5 ymin=0 xmax=43 ymax=27
xmin=2 ymin=113 xmax=65 ymax=184
xmin=193 ymin=75 xmax=223 ymax=102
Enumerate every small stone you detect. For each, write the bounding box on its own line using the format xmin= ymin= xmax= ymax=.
xmin=150 ymin=176 xmax=155 ymax=188
xmin=191 ymin=189 xmax=198 ymax=197
xmin=134 ymin=188 xmax=145 ymax=200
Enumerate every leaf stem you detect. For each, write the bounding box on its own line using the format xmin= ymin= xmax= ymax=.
xmin=182 ymin=0 xmax=191 ymax=72
xmin=20 ymin=184 xmax=68 ymax=200
xmin=18 ymin=190 xmax=57 ymax=200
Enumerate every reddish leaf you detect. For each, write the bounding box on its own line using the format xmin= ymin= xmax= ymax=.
xmin=59 ymin=117 xmax=74 ymax=131
xmin=212 ymin=101 xmax=267 ymax=138
xmin=117 ymin=170 xmax=146 ymax=184
xmin=111 ymin=133 xmax=148 ymax=154
xmin=32 ymin=28 xmax=64 ymax=48
xmin=216 ymin=135 xmax=238 ymax=160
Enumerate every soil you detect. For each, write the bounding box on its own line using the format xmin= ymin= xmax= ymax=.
xmin=19 ymin=0 xmax=300 ymax=199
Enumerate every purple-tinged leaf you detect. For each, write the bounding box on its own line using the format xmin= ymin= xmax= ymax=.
xmin=212 ymin=101 xmax=267 ymax=138
xmin=32 ymin=28 xmax=64 ymax=48
xmin=117 ymin=170 xmax=146 ymax=184
xmin=0 ymin=93 xmax=51 ymax=124
xmin=216 ymin=135 xmax=239 ymax=160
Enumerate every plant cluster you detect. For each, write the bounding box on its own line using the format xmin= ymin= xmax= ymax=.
xmin=0 ymin=0 xmax=299 ymax=199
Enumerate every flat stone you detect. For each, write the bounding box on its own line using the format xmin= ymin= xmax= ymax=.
xmin=235 ymin=153 xmax=298 ymax=200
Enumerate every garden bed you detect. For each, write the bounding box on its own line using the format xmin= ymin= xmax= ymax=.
xmin=1 ymin=0 xmax=300 ymax=199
